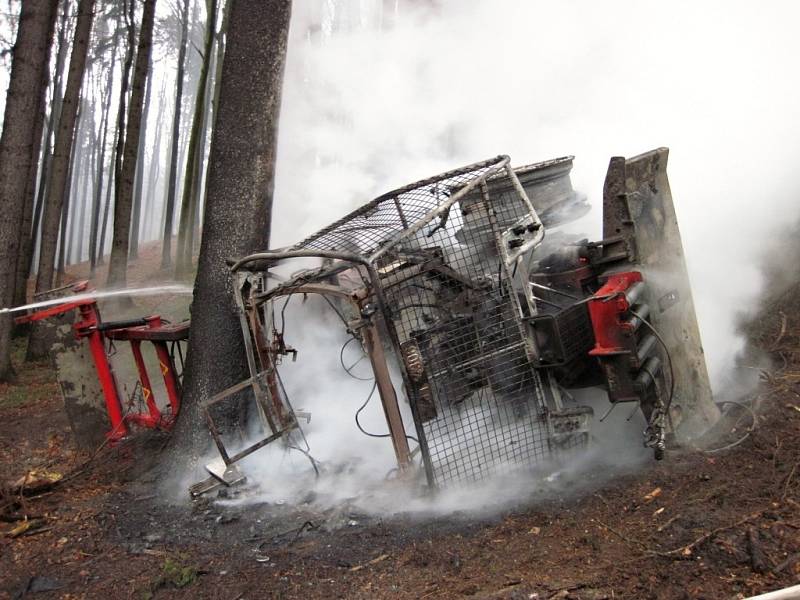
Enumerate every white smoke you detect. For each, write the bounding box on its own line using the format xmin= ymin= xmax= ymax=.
xmin=208 ymin=0 xmax=800 ymax=512
xmin=274 ymin=0 xmax=800 ymax=385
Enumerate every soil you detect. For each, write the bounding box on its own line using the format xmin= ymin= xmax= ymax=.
xmin=2 ymin=244 xmax=800 ymax=599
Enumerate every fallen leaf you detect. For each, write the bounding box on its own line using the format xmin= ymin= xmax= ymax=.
xmin=8 ymin=520 xmax=31 ymax=538
xmin=643 ymin=487 xmax=662 ymax=502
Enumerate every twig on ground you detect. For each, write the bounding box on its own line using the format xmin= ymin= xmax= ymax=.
xmin=782 ymin=462 xmax=798 ymax=501
xmin=656 ymin=515 xmax=680 ymax=533
xmin=349 ymin=553 xmax=390 ymax=572
xmin=595 ymin=519 xmax=654 ymax=553
xmin=649 ymin=510 xmax=765 ymax=559
xmin=771 ymin=311 xmax=788 ymax=351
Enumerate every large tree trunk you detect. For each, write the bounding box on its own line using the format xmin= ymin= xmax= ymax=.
xmin=13 ymin=11 xmax=55 ymax=312
xmin=160 ymin=0 xmax=190 ymax=270
xmin=0 ymin=0 xmax=58 ymax=382
xmin=27 ymin=0 xmax=95 ymax=360
xmin=107 ymin=0 xmax=157 ymax=286
xmin=175 ymin=0 xmax=218 ymax=279
xmin=17 ymin=1 xmax=70 ymax=308
xmin=108 ymin=0 xmax=156 ymax=285
xmin=163 ymin=0 xmax=292 ymax=475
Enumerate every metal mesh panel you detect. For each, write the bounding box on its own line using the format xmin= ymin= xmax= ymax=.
xmin=290 ymin=157 xmax=506 ymax=257
xmin=253 ymin=156 xmax=590 ymax=488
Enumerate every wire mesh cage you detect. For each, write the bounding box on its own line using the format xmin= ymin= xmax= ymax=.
xmin=233 ymin=155 xmax=591 ymax=489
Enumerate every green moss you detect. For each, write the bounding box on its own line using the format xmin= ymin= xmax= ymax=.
xmin=160 ymin=557 xmax=198 ymax=588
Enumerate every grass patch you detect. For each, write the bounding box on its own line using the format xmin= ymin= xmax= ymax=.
xmin=141 ymin=555 xmax=200 ymax=598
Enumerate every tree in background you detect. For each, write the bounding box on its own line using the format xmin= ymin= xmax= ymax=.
xmin=0 ymin=0 xmax=58 ymax=381
xmin=107 ymin=0 xmax=157 ymax=286
xmin=160 ymin=0 xmax=190 ymax=269
xmin=164 ymin=0 xmax=292 ymax=469
xmin=27 ymin=0 xmax=95 ymax=360
xmin=174 ymin=0 xmax=217 ymax=279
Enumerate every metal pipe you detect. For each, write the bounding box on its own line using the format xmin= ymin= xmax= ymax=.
xmin=361 ymin=319 xmax=412 ymax=470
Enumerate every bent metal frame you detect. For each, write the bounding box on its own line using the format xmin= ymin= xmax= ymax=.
xmin=209 ymin=155 xmax=590 ymax=489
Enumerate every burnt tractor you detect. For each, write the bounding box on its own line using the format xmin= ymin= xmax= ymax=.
xmin=198 ymin=147 xmax=718 ymax=492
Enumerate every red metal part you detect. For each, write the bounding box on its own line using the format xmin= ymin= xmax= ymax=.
xmin=14 ymin=283 xmax=186 ymax=441
xmin=587 ymin=271 xmax=642 ymax=356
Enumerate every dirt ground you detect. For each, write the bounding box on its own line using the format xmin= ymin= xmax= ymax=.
xmin=2 ymin=247 xmax=800 ymax=599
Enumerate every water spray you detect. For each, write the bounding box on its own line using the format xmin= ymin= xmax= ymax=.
xmin=0 ymin=284 xmax=194 ymax=315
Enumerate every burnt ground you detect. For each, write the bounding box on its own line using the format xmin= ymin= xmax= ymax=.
xmin=2 ymin=248 xmax=800 ymax=599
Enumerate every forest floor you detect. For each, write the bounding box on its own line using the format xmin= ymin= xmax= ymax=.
xmin=2 ymin=245 xmax=800 ymax=599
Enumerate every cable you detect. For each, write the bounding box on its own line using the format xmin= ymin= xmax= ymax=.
xmin=339 ymin=336 xmax=373 ymax=381
xmin=699 ymin=400 xmax=757 ymax=454
xmin=320 ymin=294 xmax=350 ymax=329
xmin=354 ymin=380 xmax=420 ymax=445
xmin=288 ymin=444 xmax=321 ymax=477
xmin=629 ymin=308 xmax=675 ymax=420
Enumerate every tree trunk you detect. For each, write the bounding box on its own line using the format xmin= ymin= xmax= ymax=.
xmin=75 ymin=120 xmax=92 ymax=264
xmin=0 ymin=0 xmax=58 ymax=381
xmin=27 ymin=0 xmax=95 ymax=361
xmin=55 ymin=135 xmax=80 ymax=285
xmin=13 ymin=7 xmax=56 ymax=311
xmin=160 ymin=0 xmax=190 ymax=270
xmin=163 ymin=0 xmax=292 ymax=475
xmin=143 ymin=82 xmax=166 ymax=245
xmin=107 ymin=0 xmax=157 ymax=286
xmin=19 ymin=1 xmax=70 ymax=307
xmin=89 ymin=44 xmax=116 ymax=274
xmin=175 ymin=0 xmax=218 ymax=279
xmin=97 ymin=141 xmax=116 ymax=267
xmin=129 ymin=53 xmax=153 ymax=260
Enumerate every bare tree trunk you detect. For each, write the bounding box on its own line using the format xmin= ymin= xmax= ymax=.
xmin=108 ymin=0 xmax=157 ymax=286
xmin=76 ymin=120 xmax=92 ymax=264
xmin=97 ymin=141 xmax=116 ymax=267
xmin=175 ymin=0 xmax=218 ymax=279
xmin=56 ymin=134 xmax=80 ymax=285
xmin=19 ymin=1 xmax=70 ymax=307
xmin=129 ymin=53 xmax=153 ymax=260
xmin=164 ymin=0 xmax=292 ymax=472
xmin=143 ymin=82 xmax=166 ymax=245
xmin=0 ymin=0 xmax=58 ymax=381
xmin=28 ymin=0 xmax=95 ymax=361
xmin=13 ymin=7 xmax=56 ymax=310
xmin=160 ymin=0 xmax=190 ymax=270
xmin=90 ymin=44 xmax=116 ymax=273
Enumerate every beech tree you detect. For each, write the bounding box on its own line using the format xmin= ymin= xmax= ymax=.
xmin=0 ymin=0 xmax=58 ymax=381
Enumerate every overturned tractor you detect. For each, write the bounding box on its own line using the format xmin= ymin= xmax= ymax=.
xmin=199 ymin=148 xmax=718 ymax=492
